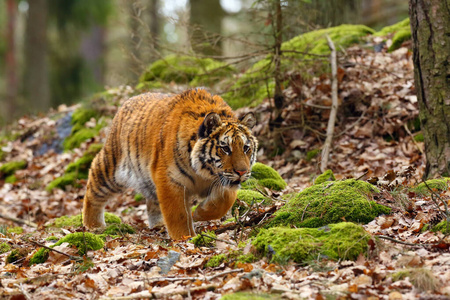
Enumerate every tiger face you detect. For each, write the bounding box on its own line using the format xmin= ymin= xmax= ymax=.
xmin=191 ymin=112 xmax=258 ymax=188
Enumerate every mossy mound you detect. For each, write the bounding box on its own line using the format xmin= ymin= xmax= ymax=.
xmin=63 ymin=106 xmax=105 ymax=151
xmin=253 ymin=222 xmax=370 ymax=263
xmin=267 ymin=179 xmax=390 ymax=228
xmin=191 ymin=231 xmax=216 ymax=247
xmin=431 ymin=220 xmax=450 ymax=234
xmin=6 ymin=249 xmax=28 ymax=264
xmin=225 ymin=24 xmax=374 ymax=108
xmin=242 ymin=162 xmax=287 ymax=191
xmin=233 ymin=190 xmax=270 ymax=216
xmin=374 ymin=18 xmax=411 ymax=52
xmin=0 ymin=242 xmax=11 ymax=254
xmin=7 ymin=227 xmax=23 ymax=234
xmin=139 ymin=54 xmax=234 ymax=86
xmin=30 ymin=232 xmax=104 ymax=265
xmin=102 ymin=223 xmax=135 ymax=235
xmin=0 ymin=160 xmax=27 ymax=178
xmin=314 ymin=169 xmax=336 ymax=185
xmin=46 ymin=143 xmax=103 ymax=191
xmin=49 ymin=212 xmax=121 ymax=228
xmin=414 ymin=178 xmax=450 ymax=196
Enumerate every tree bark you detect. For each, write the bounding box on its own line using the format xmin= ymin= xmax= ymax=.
xmin=409 ymin=0 xmax=450 ymax=178
xmin=4 ymin=0 xmax=17 ymax=123
xmin=24 ymin=0 xmax=50 ymax=113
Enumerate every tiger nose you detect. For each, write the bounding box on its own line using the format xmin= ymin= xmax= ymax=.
xmin=235 ymin=169 xmax=247 ymax=176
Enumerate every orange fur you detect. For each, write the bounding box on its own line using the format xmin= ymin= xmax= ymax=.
xmin=82 ymin=89 xmax=258 ymax=240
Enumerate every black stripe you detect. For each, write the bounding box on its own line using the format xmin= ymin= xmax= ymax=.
xmin=174 ymin=155 xmax=195 ymax=184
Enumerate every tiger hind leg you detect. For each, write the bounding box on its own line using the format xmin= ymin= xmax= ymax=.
xmin=138 ymin=182 xmax=164 ymax=229
xmin=82 ymin=151 xmax=123 ymax=228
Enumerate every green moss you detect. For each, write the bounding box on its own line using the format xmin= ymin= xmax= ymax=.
xmin=414 ymin=133 xmax=424 ymax=142
xmin=414 ymin=178 xmax=450 ymax=196
xmin=30 ymin=232 xmax=104 ymax=265
xmin=191 ymin=231 xmax=216 ymax=247
xmin=388 ymin=29 xmax=412 ymax=52
xmin=7 ymin=227 xmax=23 ymax=234
xmin=139 ymin=54 xmax=234 ymax=86
xmin=63 ymin=106 xmax=104 ymax=151
xmin=0 ymin=242 xmax=11 ymax=254
xmin=225 ymin=25 xmax=374 ymax=108
xmin=50 ymin=212 xmax=121 ymax=228
xmin=236 ymin=253 xmax=257 ymax=264
xmin=46 ymin=236 xmax=59 ymax=241
xmin=74 ymin=258 xmax=95 ymax=274
xmin=392 ymin=268 xmax=440 ymax=292
xmin=253 ymin=222 xmax=370 ymax=263
xmin=242 ymin=162 xmax=286 ymax=191
xmin=205 ymin=254 xmax=227 ymax=268
xmin=374 ymin=18 xmax=410 ymax=37
xmin=306 ymin=149 xmax=320 ymax=162
xmin=103 ymin=223 xmax=135 ymax=235
xmin=71 ymin=107 xmax=99 ymax=127
xmin=267 ymin=179 xmax=390 ymax=228
xmin=46 ymin=172 xmax=79 ymax=192
xmin=233 ymin=190 xmax=270 ymax=216
xmin=5 ymin=175 xmax=17 ymax=184
xmin=134 ymin=193 xmax=144 ymax=202
xmin=314 ymin=169 xmax=336 ymax=185
xmin=6 ymin=249 xmax=25 ymax=264
xmin=221 ymin=292 xmax=276 ymax=300
xmin=431 ymin=220 xmax=450 ymax=234
xmin=0 ymin=160 xmax=27 ymax=178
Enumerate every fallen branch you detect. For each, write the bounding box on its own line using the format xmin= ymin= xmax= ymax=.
xmin=215 ymin=206 xmax=277 ymax=234
xmin=198 ymin=233 xmax=236 ymax=245
xmin=22 ymin=238 xmax=83 ymax=262
xmin=403 ymin=124 xmax=424 ymax=154
xmin=321 ymin=35 xmax=339 ymax=173
xmin=377 ymin=235 xmax=429 ymax=247
xmin=0 ymin=213 xmax=37 ymax=228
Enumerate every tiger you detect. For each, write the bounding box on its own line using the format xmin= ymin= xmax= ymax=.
xmin=82 ymin=88 xmax=258 ymax=240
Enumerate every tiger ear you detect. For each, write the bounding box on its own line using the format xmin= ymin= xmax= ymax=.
xmin=199 ymin=113 xmax=222 ymax=138
xmin=240 ymin=112 xmax=256 ymax=129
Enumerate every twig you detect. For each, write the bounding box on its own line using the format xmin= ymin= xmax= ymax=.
xmin=321 ymin=34 xmax=339 ymax=173
xmin=198 ymin=233 xmax=236 ymax=245
xmin=403 ymin=124 xmax=424 ymax=154
xmin=0 ymin=213 xmax=37 ymax=228
xmin=22 ymin=238 xmax=83 ymax=262
xmin=215 ymin=206 xmax=277 ymax=234
xmin=377 ymin=235 xmax=429 ymax=248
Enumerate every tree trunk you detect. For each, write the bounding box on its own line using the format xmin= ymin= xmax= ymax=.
xmin=148 ymin=0 xmax=160 ymax=58
xmin=409 ymin=0 xmax=450 ymax=178
xmin=24 ymin=0 xmax=50 ymax=113
xmin=4 ymin=0 xmax=17 ymax=123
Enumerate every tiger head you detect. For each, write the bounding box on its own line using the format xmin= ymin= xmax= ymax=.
xmin=191 ymin=112 xmax=258 ymax=188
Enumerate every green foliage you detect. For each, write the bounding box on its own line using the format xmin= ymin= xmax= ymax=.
xmin=374 ymin=18 xmax=410 ymax=37
xmin=242 ymin=162 xmax=286 ymax=191
xmin=30 ymin=232 xmax=105 ymax=265
xmin=0 ymin=160 xmax=27 ymax=178
xmin=225 ymin=24 xmax=374 ymax=108
xmin=414 ymin=178 xmax=450 ymax=196
xmin=0 ymin=242 xmax=11 ymax=254
xmin=392 ymin=268 xmax=440 ymax=292
xmin=205 ymin=254 xmax=227 ymax=268
xmin=306 ymin=149 xmax=320 ymax=161
xmin=139 ymin=54 xmax=234 ymax=86
xmin=253 ymin=222 xmax=370 ymax=263
xmin=314 ymin=169 xmax=336 ymax=185
xmin=7 ymin=227 xmax=23 ymax=234
xmin=414 ymin=133 xmax=424 ymax=142
xmin=47 ymin=143 xmax=103 ymax=191
xmin=236 ymin=253 xmax=257 ymax=264
xmin=431 ymin=220 xmax=450 ymax=234
xmin=134 ymin=193 xmax=144 ymax=202
xmin=191 ymin=231 xmax=216 ymax=247
xmin=46 ymin=236 xmax=59 ymax=241
xmin=63 ymin=106 xmax=104 ymax=151
xmin=267 ymin=179 xmax=390 ymax=228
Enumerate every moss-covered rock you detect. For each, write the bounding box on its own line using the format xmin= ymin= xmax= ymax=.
xmin=0 ymin=242 xmax=11 ymax=254
xmin=6 ymin=249 xmax=26 ymax=264
xmin=139 ymin=54 xmax=234 ymax=86
xmin=63 ymin=106 xmax=105 ymax=151
xmin=49 ymin=212 xmax=121 ymax=228
xmin=314 ymin=169 xmax=336 ymax=185
xmin=205 ymin=254 xmax=227 ymax=268
xmin=242 ymin=162 xmax=287 ymax=191
xmin=47 ymin=143 xmax=103 ymax=191
xmin=374 ymin=18 xmax=411 ymax=52
xmin=253 ymin=222 xmax=370 ymax=263
xmin=233 ymin=190 xmax=270 ymax=216
xmin=267 ymin=179 xmax=390 ymax=228
xmin=0 ymin=160 xmax=27 ymax=178
xmin=414 ymin=178 xmax=450 ymax=196
xmin=191 ymin=231 xmax=216 ymax=247
xmin=374 ymin=18 xmax=410 ymax=37
xmin=30 ymin=232 xmax=104 ymax=265
xmin=225 ymin=25 xmax=374 ymax=108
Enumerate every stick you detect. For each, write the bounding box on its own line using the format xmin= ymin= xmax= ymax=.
xmin=321 ymin=35 xmax=339 ymax=173
xmin=198 ymin=233 xmax=236 ymax=246
xmin=377 ymin=235 xmax=429 ymax=247
xmin=403 ymin=124 xmax=424 ymax=154
xmin=215 ymin=206 xmax=277 ymax=234
xmin=0 ymin=213 xmax=37 ymax=228
xmin=22 ymin=238 xmax=83 ymax=262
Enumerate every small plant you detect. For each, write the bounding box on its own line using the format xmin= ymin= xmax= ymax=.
xmin=205 ymin=254 xmax=227 ymax=268
xmin=191 ymin=231 xmax=216 ymax=247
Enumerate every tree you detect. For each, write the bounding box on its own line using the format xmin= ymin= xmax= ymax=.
xmin=409 ymin=0 xmax=450 ymax=178
xmin=24 ymin=0 xmax=50 ymax=114
xmin=4 ymin=0 xmax=18 ymax=123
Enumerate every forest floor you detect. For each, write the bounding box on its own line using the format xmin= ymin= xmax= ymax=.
xmin=0 ymin=39 xmax=450 ymax=300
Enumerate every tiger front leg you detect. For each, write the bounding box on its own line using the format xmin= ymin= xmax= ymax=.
xmin=155 ymin=180 xmax=195 ymax=240
xmin=193 ymin=189 xmax=237 ymax=222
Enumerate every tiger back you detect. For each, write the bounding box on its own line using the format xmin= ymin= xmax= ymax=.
xmin=82 ymin=88 xmax=258 ymax=240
